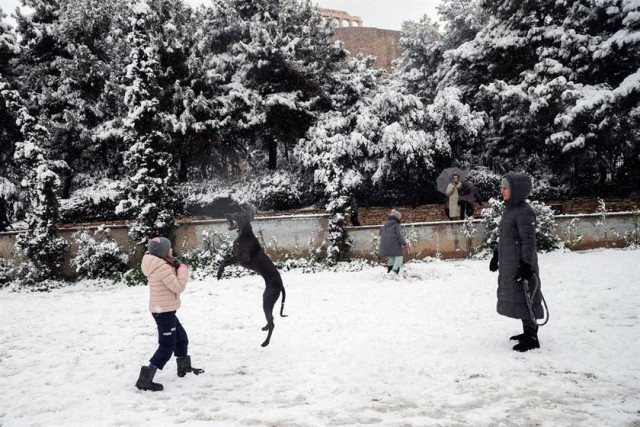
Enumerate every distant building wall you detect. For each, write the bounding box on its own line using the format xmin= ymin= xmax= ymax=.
xmin=0 ymin=212 xmax=637 ymax=279
xmin=318 ymin=8 xmax=362 ymax=28
xmin=332 ymin=27 xmax=402 ymax=71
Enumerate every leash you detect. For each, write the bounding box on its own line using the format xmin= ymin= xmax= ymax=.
xmin=522 ymin=273 xmax=549 ymax=326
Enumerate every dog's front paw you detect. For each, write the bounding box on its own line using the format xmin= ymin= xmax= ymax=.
xmin=216 ymin=269 xmax=223 ymax=280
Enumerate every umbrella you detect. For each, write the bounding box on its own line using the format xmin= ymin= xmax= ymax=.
xmin=436 ymin=167 xmax=468 ymax=195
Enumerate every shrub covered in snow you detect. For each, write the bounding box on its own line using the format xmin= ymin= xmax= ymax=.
xmin=123 ymin=264 xmax=146 ymax=287
xmin=247 ymin=171 xmax=307 ymax=211
xmin=622 ymin=210 xmax=640 ymax=250
xmin=480 ymin=197 xmax=503 ymax=253
xmin=481 ymin=198 xmax=560 ymax=253
xmin=181 ymin=230 xmax=238 ymax=279
xmin=179 ymin=171 xmax=309 ymax=218
xmin=13 ymin=230 xmax=70 ymax=285
xmin=563 ymin=218 xmax=584 ymax=251
xmin=531 ymin=200 xmax=561 ymax=252
xmin=0 ymin=257 xmax=14 ymax=286
xmin=60 ymin=180 xmax=127 ymax=223
xmin=71 ymin=227 xmax=128 ymax=281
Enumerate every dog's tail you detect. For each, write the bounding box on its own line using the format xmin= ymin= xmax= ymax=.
xmin=280 ymin=287 xmax=287 ymax=317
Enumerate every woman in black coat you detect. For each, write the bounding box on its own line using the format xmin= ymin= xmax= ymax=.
xmin=489 ymin=173 xmax=543 ymax=352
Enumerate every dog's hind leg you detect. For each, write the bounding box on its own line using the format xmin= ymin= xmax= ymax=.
xmin=260 ymin=286 xmax=280 ymax=347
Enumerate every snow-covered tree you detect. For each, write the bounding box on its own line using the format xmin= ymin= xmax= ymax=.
xmin=219 ymin=0 xmax=347 ymax=171
xmin=11 ymin=0 xmax=127 ymax=197
xmin=444 ymin=0 xmax=640 ymax=194
xmin=398 ymin=0 xmax=638 ymax=197
xmin=296 ymin=56 xmax=381 ymax=262
xmin=0 ymin=7 xmax=22 ymax=185
xmin=13 ymin=108 xmax=70 ymax=284
xmin=115 ymin=0 xmax=181 ymax=244
xmin=399 ymin=0 xmax=488 ymax=101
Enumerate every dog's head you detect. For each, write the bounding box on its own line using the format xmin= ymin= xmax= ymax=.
xmin=225 ymin=211 xmax=252 ymax=232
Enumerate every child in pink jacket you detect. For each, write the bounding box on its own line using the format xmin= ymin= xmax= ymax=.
xmin=135 ymin=237 xmax=204 ymax=392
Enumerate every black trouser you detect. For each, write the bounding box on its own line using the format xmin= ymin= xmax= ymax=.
xmin=149 ymin=311 xmax=188 ymax=370
xmin=351 ymin=213 xmax=361 ymax=226
xmin=459 ymin=201 xmax=473 ymax=219
xmin=522 ymin=318 xmax=539 ymax=337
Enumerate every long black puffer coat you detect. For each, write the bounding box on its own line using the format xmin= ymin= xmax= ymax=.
xmin=496 ymin=173 xmax=544 ymax=320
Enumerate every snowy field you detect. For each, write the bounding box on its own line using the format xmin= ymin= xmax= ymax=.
xmin=1 ymin=249 xmax=639 ymax=426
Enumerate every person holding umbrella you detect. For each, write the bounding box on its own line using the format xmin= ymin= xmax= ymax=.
xmin=446 ymin=174 xmax=463 ymax=220
xmin=437 ymin=168 xmax=467 ymax=220
xmin=489 ymin=172 xmax=544 ymax=352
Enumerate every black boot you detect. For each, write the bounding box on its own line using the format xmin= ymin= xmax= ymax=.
xmin=177 ymin=356 xmax=204 ymax=377
xmin=512 ymin=334 xmax=540 ymax=352
xmin=512 ymin=319 xmax=538 ymax=344
xmin=387 ymin=266 xmax=393 ymax=273
xmin=135 ymin=366 xmax=163 ymax=391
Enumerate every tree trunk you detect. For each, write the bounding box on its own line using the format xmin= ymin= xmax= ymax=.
xmin=268 ymin=139 xmax=277 ymax=170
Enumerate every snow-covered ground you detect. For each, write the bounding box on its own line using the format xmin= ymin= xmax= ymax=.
xmin=1 ymin=249 xmax=639 ymax=426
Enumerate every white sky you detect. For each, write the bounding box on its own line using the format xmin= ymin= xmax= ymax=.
xmin=2 ymin=0 xmax=441 ymax=31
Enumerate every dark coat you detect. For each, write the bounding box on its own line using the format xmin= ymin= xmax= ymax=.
xmin=379 ymin=216 xmax=407 ymax=257
xmin=0 ymin=198 xmax=10 ymax=232
xmin=496 ymin=173 xmax=543 ymax=320
xmin=458 ymin=181 xmax=482 ymax=206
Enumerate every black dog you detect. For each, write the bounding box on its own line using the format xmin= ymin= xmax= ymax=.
xmin=217 ymin=211 xmax=287 ymax=347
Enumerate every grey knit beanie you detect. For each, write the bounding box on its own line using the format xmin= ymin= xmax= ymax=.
xmin=501 ymin=177 xmax=511 ymax=190
xmin=148 ymin=237 xmax=171 ymax=258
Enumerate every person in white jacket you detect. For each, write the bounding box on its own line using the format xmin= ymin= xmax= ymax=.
xmin=135 ymin=237 xmax=204 ymax=392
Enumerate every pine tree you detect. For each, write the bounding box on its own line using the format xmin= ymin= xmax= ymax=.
xmin=13 ymin=106 xmax=70 ymax=284
xmin=115 ymin=0 xmax=180 ymax=244
xmin=0 ymin=7 xmax=21 ymax=184
xmin=12 ymin=0 xmax=127 ymax=197
xmin=296 ymin=56 xmax=381 ymax=262
xmin=443 ymin=0 xmax=640 ymax=195
xmin=399 ymin=0 xmax=488 ymax=102
xmin=221 ymin=0 xmax=347 ymax=172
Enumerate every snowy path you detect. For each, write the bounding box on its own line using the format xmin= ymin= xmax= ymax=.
xmin=1 ymin=249 xmax=639 ymax=426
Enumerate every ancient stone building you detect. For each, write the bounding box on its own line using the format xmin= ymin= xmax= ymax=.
xmin=317 ymin=7 xmax=402 ymax=72
xmin=318 ymin=8 xmax=362 ymax=27
xmin=332 ymin=27 xmax=402 ymax=72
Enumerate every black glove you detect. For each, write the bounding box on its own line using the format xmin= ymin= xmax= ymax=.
xmin=171 ymin=257 xmax=182 ymax=269
xmin=489 ymin=251 xmax=498 ymax=272
xmin=514 ymin=261 xmax=533 ymax=282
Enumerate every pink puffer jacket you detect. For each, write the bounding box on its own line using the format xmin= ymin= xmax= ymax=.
xmin=141 ymin=254 xmax=189 ymax=313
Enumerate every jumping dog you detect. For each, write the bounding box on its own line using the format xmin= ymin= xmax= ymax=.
xmin=217 ymin=211 xmax=287 ymax=347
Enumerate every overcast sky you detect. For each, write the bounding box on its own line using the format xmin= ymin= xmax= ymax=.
xmin=2 ymin=0 xmax=441 ymax=31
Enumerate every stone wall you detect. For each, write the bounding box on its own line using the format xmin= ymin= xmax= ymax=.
xmin=259 ymin=199 xmax=639 ymax=227
xmin=349 ymin=212 xmax=636 ymax=260
xmin=332 ymin=27 xmax=402 ymax=71
xmin=0 ymin=211 xmax=637 ymax=279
